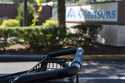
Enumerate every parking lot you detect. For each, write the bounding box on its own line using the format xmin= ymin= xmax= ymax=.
xmin=0 ymin=61 xmax=125 ymax=83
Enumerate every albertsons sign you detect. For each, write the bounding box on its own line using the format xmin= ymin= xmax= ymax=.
xmin=66 ymin=2 xmax=118 ymax=23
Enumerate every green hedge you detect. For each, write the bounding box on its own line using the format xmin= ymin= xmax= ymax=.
xmin=0 ymin=24 xmax=98 ymax=50
xmin=1 ymin=19 xmax=19 ymax=27
xmin=63 ymin=24 xmax=100 ymax=47
xmin=0 ymin=26 xmax=65 ymax=50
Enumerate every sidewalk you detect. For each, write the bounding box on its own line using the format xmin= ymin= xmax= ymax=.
xmin=0 ymin=62 xmax=37 ymax=74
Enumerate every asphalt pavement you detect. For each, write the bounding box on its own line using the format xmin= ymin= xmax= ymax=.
xmin=79 ymin=61 xmax=125 ymax=83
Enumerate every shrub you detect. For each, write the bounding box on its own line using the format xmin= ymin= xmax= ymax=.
xmin=0 ymin=19 xmax=3 ymax=25
xmin=42 ymin=19 xmax=58 ymax=29
xmin=1 ymin=19 xmax=19 ymax=27
xmin=21 ymin=27 xmax=65 ymax=50
xmin=64 ymin=24 xmax=101 ymax=47
xmin=0 ymin=26 xmax=65 ymax=50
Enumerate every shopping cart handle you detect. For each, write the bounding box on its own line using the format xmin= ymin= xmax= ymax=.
xmin=71 ymin=47 xmax=84 ymax=68
xmin=47 ymin=48 xmax=76 ymax=57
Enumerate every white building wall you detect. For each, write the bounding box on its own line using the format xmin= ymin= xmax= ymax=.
xmin=97 ymin=25 xmax=125 ymax=46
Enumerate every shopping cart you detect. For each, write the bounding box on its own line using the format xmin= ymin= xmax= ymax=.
xmin=0 ymin=47 xmax=84 ymax=83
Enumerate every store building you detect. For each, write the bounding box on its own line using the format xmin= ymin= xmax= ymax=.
xmin=66 ymin=0 xmax=125 ymax=47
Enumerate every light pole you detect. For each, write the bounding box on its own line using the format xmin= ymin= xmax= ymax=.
xmin=24 ymin=0 xmax=28 ymax=26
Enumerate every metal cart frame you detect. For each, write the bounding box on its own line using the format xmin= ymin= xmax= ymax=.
xmin=0 ymin=47 xmax=83 ymax=83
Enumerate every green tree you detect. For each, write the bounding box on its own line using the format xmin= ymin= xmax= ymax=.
xmin=32 ymin=0 xmax=43 ymax=25
xmin=17 ymin=2 xmax=34 ymax=26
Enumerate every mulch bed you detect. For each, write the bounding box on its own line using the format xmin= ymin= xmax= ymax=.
xmin=0 ymin=44 xmax=125 ymax=61
xmin=0 ymin=44 xmax=63 ymax=55
xmin=1 ymin=44 xmax=125 ymax=55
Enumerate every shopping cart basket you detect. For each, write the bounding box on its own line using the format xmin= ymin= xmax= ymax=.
xmin=0 ymin=47 xmax=84 ymax=83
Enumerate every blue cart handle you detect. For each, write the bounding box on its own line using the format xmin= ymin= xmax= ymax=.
xmin=72 ymin=47 xmax=84 ymax=68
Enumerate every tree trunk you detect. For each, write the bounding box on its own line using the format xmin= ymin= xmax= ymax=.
xmin=24 ymin=0 xmax=28 ymax=26
xmin=57 ymin=0 xmax=66 ymax=28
